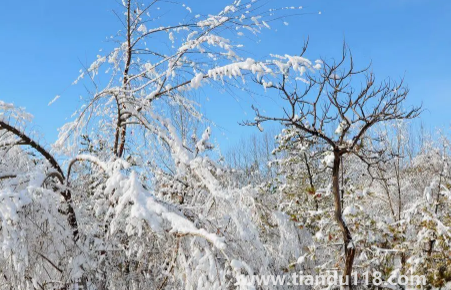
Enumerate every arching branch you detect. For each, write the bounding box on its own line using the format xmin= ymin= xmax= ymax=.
xmin=0 ymin=120 xmax=64 ymax=178
xmin=0 ymin=120 xmax=79 ymax=241
xmin=66 ymin=155 xmax=108 ymax=186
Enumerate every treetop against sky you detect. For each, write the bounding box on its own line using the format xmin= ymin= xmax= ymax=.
xmin=0 ymin=0 xmax=450 ymax=148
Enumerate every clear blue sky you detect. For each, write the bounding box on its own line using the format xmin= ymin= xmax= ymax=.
xmin=1 ymin=0 xmax=450 ymax=149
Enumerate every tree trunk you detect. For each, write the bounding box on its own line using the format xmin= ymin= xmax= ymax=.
xmin=332 ymin=151 xmax=355 ymax=288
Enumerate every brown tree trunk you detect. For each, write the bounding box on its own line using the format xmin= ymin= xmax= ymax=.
xmin=114 ymin=0 xmax=131 ymax=158
xmin=332 ymin=151 xmax=355 ymax=288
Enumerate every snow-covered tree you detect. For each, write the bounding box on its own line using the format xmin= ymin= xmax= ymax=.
xmin=4 ymin=1 xmax=451 ymax=290
xmin=248 ymin=46 xmax=421 ymax=286
xmin=0 ymin=1 xmax=318 ymax=289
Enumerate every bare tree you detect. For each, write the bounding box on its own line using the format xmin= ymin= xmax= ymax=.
xmin=247 ymin=45 xmax=421 ymax=286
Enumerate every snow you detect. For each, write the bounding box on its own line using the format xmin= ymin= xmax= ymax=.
xmin=196 ymin=127 xmax=212 ymax=152
xmin=207 ymin=58 xmax=269 ymax=80
xmin=111 ymin=171 xmax=226 ymax=249
xmin=315 ymin=231 xmax=324 ymax=240
xmin=191 ymin=72 xmax=204 ymax=89
xmin=137 ymin=24 xmax=147 ymax=34
xmin=296 ymin=254 xmax=307 ymax=264
xmin=343 ymin=205 xmax=358 ymax=216
xmin=424 ymin=186 xmax=432 ymax=203
xmin=335 ymin=119 xmax=348 ymax=135
xmin=323 ymin=151 xmax=335 ymax=167
xmin=88 ymin=55 xmax=106 ymax=76
xmin=48 ymin=95 xmax=60 ymax=106
xmin=355 ymin=188 xmax=369 ymax=198
xmin=0 ymin=101 xmax=33 ymax=122
xmin=223 ymin=5 xmax=236 ymax=14
xmin=197 ymin=16 xmax=229 ymax=28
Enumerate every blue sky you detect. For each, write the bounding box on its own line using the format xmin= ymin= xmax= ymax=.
xmin=1 ymin=0 xmax=450 ymax=149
